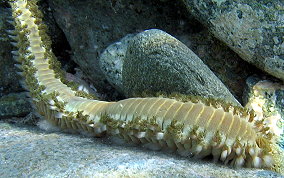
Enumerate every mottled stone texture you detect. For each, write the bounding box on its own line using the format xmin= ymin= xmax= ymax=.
xmin=182 ymin=0 xmax=284 ymax=81
xmin=123 ymin=29 xmax=240 ymax=105
xmin=99 ymin=34 xmax=136 ymax=94
xmin=0 ymin=93 xmax=32 ymax=119
xmin=47 ymin=0 xmax=261 ymax=100
xmin=47 ymin=0 xmax=194 ymax=94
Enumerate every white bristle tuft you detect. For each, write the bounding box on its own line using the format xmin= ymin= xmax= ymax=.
xmin=78 ymin=85 xmax=84 ymax=91
xmin=262 ymin=155 xmax=273 ymax=167
xmin=16 ymin=72 xmax=24 ymax=76
xmin=221 ymin=150 xmax=228 ymax=161
xmin=12 ymin=55 xmax=20 ymax=62
xmin=10 ymin=42 xmax=18 ymax=47
xmin=31 ymin=98 xmax=39 ymax=103
xmin=54 ymin=112 xmax=63 ymax=119
xmin=8 ymin=35 xmax=18 ymax=41
xmin=156 ymin=132 xmax=164 ymax=140
xmin=120 ymin=123 xmax=125 ymax=128
xmin=83 ymin=88 xmax=89 ymax=93
xmin=55 ymin=96 xmax=65 ymax=103
xmin=49 ymin=106 xmax=57 ymax=110
xmin=37 ymin=119 xmax=61 ymax=132
xmin=7 ymin=20 xmax=15 ymax=25
xmin=25 ymin=92 xmax=31 ymax=98
xmin=30 ymin=97 xmax=38 ymax=103
xmin=135 ymin=131 xmax=146 ymax=138
xmin=19 ymin=80 xmax=28 ymax=90
xmin=48 ymin=99 xmax=55 ymax=106
xmin=249 ymin=148 xmax=255 ymax=156
xmin=235 ymin=147 xmax=242 ymax=156
xmin=252 ymin=156 xmax=262 ymax=168
xmin=192 ymin=144 xmax=202 ymax=154
xmin=101 ymin=125 xmax=107 ymax=132
xmin=11 ymin=50 xmax=19 ymax=55
xmin=14 ymin=64 xmax=22 ymax=70
xmin=6 ymin=30 xmax=16 ymax=35
xmin=235 ymin=156 xmax=245 ymax=167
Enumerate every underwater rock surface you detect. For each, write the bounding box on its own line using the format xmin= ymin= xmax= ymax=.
xmin=182 ymin=0 xmax=284 ymax=81
xmin=47 ymin=0 xmax=260 ymax=100
xmin=47 ymin=0 xmax=195 ymax=94
xmin=123 ymin=29 xmax=239 ymax=105
xmin=0 ymin=121 xmax=283 ymax=178
xmin=99 ymin=34 xmax=136 ymax=94
xmin=0 ymin=92 xmax=32 ymax=119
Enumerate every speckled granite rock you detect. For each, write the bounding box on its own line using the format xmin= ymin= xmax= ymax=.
xmin=182 ymin=0 xmax=284 ymax=81
xmin=0 ymin=121 xmax=283 ymax=178
xmin=123 ymin=29 xmax=240 ymax=105
xmin=243 ymin=75 xmax=284 ymax=149
xmin=99 ymin=34 xmax=136 ymax=94
xmin=0 ymin=92 xmax=32 ymax=119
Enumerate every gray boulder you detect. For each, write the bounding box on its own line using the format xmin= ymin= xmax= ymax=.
xmin=99 ymin=34 xmax=136 ymax=94
xmin=122 ymin=29 xmax=240 ymax=105
xmin=47 ymin=0 xmax=196 ymax=94
xmin=182 ymin=0 xmax=284 ymax=81
xmin=47 ymin=0 xmax=262 ymax=100
xmin=0 ymin=92 xmax=32 ymax=119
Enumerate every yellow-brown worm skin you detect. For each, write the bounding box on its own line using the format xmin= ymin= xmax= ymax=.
xmin=8 ymin=0 xmax=283 ymax=173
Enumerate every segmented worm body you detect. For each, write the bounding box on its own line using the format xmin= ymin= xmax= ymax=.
xmin=8 ymin=0 xmax=282 ymax=173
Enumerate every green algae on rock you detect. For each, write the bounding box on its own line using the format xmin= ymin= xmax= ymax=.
xmin=99 ymin=34 xmax=136 ymax=94
xmin=182 ymin=0 xmax=284 ymax=81
xmin=122 ymin=29 xmax=240 ymax=106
